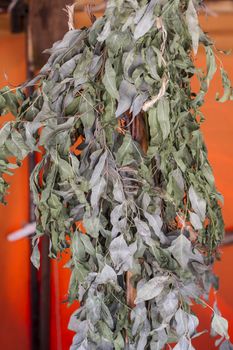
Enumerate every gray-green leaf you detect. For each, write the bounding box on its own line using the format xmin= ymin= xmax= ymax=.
xmin=220 ymin=341 xmax=233 ymax=350
xmin=186 ymin=0 xmax=200 ymax=55
xmin=134 ymin=0 xmax=157 ymax=40
xmin=157 ymin=98 xmax=170 ymax=140
xmin=189 ymin=185 xmax=206 ymax=221
xmin=135 ymin=276 xmax=169 ymax=303
xmin=167 ymin=234 xmax=192 ymax=269
xmin=91 ymin=176 xmax=106 ymax=208
xmin=116 ymin=80 xmax=137 ymax=118
xmin=30 ymin=240 xmax=40 ymax=269
xmin=109 ymin=234 xmax=135 ymax=274
xmin=103 ymin=59 xmax=119 ymax=100
xmin=90 ymin=151 xmax=108 ymax=187
xmin=189 ymin=212 xmax=203 ymax=230
xmin=211 ymin=314 xmax=229 ymax=339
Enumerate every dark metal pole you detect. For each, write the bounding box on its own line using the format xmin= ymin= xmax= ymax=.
xmin=40 ymin=235 xmax=51 ymax=350
xmin=25 ymin=13 xmax=41 ymax=350
xmin=25 ymin=6 xmax=51 ymax=350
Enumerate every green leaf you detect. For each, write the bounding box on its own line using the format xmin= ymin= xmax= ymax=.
xmin=72 ymin=232 xmax=86 ymax=265
xmin=60 ymin=56 xmax=78 ymax=79
xmin=0 ymin=122 xmax=11 ymax=147
xmin=216 ymin=68 xmax=233 ymax=103
xmin=97 ymin=20 xmax=111 ymax=42
xmin=0 ymin=94 xmax=6 ymax=114
xmin=172 ymin=168 xmax=185 ymax=192
xmin=148 ymin=107 xmax=160 ymax=146
xmin=206 ymin=46 xmax=217 ymax=88
xmin=1 ymin=87 xmax=19 ymax=115
xmin=102 ymin=59 xmax=119 ymax=100
xmin=115 ymin=80 xmax=137 ymax=118
xmin=79 ymin=92 xmax=96 ymax=129
xmin=116 ymin=133 xmax=136 ymax=166
xmin=58 ymin=158 xmax=74 ymax=181
xmin=83 ymin=214 xmax=100 ymax=238
xmin=157 ymin=98 xmax=170 ymax=140
xmin=65 ymin=96 xmax=80 ymax=116
xmin=1 ymin=86 xmax=19 ymax=116
xmin=0 ymin=1 xmax=230 ymax=347
xmin=11 ymin=129 xmax=30 ymax=159
xmin=80 ymin=233 xmax=95 ymax=256
xmin=114 ymin=333 xmax=125 ymax=350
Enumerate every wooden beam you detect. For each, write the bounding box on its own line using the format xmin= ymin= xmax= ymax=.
xmin=74 ymin=0 xmax=106 ymax=13
xmin=29 ymin=0 xmax=72 ymax=69
xmin=74 ymin=1 xmax=233 ymax=14
xmin=204 ymin=1 xmax=233 ymax=14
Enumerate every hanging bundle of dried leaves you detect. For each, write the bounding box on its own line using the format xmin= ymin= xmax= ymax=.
xmin=1 ymin=0 xmax=233 ymax=349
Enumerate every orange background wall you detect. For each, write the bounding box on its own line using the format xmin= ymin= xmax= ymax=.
xmin=0 ymin=10 xmax=233 ymax=350
xmin=0 ymin=17 xmax=30 ymax=350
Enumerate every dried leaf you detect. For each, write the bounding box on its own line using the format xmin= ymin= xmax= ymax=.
xmin=134 ymin=217 xmax=151 ymax=240
xmin=109 ymin=234 xmax=134 ymax=274
xmin=115 ymin=80 xmax=137 ymax=118
xmin=134 ymin=0 xmax=157 ymax=40
xmin=144 ymin=211 xmax=167 ymax=244
xmin=91 ymin=176 xmax=106 ymax=208
xmin=189 ymin=212 xmax=203 ymax=230
xmin=189 ymin=186 xmax=206 ymax=221
xmin=98 ymin=20 xmax=111 ymax=42
xmin=135 ymin=276 xmax=169 ymax=303
xmin=157 ymin=98 xmax=170 ymax=140
xmin=103 ymin=59 xmax=119 ymax=100
xmin=211 ymin=314 xmax=229 ymax=339
xmin=173 ymin=336 xmax=195 ymax=350
xmin=220 ymin=341 xmax=233 ymax=350
xmin=186 ymin=0 xmax=199 ymax=55
xmin=98 ymin=265 xmax=117 ymax=284
xmin=168 ymin=235 xmax=192 ymax=269
xmin=30 ymin=239 xmax=40 ymax=270
xmin=90 ymin=151 xmax=108 ymax=187
xmin=216 ymin=68 xmax=233 ymax=103
xmin=206 ymin=46 xmax=217 ymax=87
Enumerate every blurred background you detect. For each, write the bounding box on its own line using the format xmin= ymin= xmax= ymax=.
xmin=0 ymin=1 xmax=232 ymax=349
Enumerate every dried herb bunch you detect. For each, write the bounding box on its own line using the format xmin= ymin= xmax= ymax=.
xmin=0 ymin=0 xmax=233 ymax=349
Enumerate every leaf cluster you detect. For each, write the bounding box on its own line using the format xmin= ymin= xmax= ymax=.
xmin=0 ymin=0 xmax=232 ymax=349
